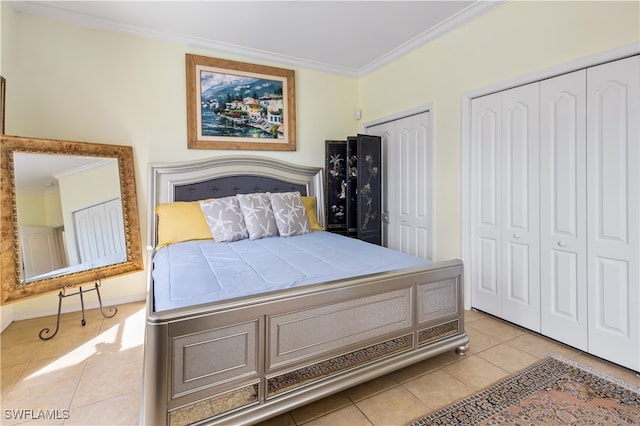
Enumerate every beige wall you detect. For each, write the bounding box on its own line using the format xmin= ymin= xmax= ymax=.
xmin=15 ymin=193 xmax=47 ymax=226
xmin=358 ymin=1 xmax=639 ymax=261
xmin=15 ymin=190 xmax=62 ymax=227
xmin=1 ymin=1 xmax=638 ymax=323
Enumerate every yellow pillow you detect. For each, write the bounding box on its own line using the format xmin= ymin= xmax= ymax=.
xmin=301 ymin=196 xmax=323 ymax=231
xmin=155 ymin=201 xmax=213 ymax=249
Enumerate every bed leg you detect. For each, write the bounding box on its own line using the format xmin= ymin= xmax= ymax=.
xmin=455 ymin=343 xmax=470 ymax=356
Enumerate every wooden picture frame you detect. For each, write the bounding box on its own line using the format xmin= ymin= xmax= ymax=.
xmin=186 ymin=54 xmax=296 ymax=151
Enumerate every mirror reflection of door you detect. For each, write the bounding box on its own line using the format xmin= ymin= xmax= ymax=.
xmin=19 ymin=225 xmax=66 ymax=279
xmin=13 ymin=153 xmax=125 ymax=283
xmin=72 ymin=198 xmax=126 ymax=266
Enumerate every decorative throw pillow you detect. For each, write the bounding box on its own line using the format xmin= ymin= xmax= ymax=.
xmin=301 ymin=196 xmax=323 ymax=231
xmin=155 ymin=201 xmax=213 ymax=249
xmin=269 ymin=192 xmax=311 ymax=237
xmin=200 ymin=197 xmax=248 ymax=242
xmin=236 ymin=193 xmax=279 ymax=240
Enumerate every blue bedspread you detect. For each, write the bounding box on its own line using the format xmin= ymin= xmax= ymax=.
xmin=152 ymin=231 xmax=429 ymax=312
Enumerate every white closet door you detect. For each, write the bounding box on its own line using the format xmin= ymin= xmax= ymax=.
xmin=470 ymin=84 xmax=540 ymax=329
xmin=586 ymin=55 xmax=639 ymax=371
xmin=540 ymin=70 xmax=588 ymax=350
xmin=470 ymin=92 xmax=502 ymax=316
xmin=367 ymin=111 xmax=432 ymax=259
xmin=413 ymin=113 xmax=433 ymax=260
xmin=501 ymin=83 xmax=540 ymax=331
xmin=19 ymin=226 xmax=62 ymax=279
xmin=397 ymin=112 xmax=432 ymax=259
xmin=73 ymin=198 xmax=125 ymax=264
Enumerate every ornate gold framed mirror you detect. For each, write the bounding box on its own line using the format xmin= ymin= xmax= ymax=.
xmin=1 ymin=135 xmax=143 ymax=304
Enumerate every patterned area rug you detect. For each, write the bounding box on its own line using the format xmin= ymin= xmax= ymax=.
xmin=409 ymin=356 xmax=640 ymax=425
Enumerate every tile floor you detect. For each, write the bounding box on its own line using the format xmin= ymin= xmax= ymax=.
xmin=1 ymin=301 xmax=638 ymax=425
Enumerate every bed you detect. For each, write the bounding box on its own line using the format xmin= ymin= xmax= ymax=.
xmin=141 ymin=156 xmax=469 ymax=426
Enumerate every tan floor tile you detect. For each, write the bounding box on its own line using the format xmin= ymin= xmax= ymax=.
xmin=55 ymin=317 xmax=103 ymax=339
xmin=32 ymin=332 xmax=97 ymax=361
xmin=0 ymin=362 xmax=27 ymax=394
xmin=2 ymin=315 xmax=57 ymax=332
xmin=66 ymin=391 xmax=140 ymax=425
xmin=94 ymin=314 xmax=147 ymax=354
xmin=507 ymin=332 xmax=581 ymax=359
xmin=1 ymin=376 xmax=79 ymax=425
xmin=1 ymin=342 xmax=40 ymax=368
xmin=478 ymin=343 xmax=541 ymax=373
xmin=403 ymin=369 xmax=474 ymax=411
xmin=290 ymin=391 xmax=352 ymax=425
xmin=1 ymin=326 xmax=45 ymax=349
xmin=443 ymin=354 xmax=510 ymax=391
xmin=463 ymin=309 xmax=487 ymax=323
xmin=303 ymin=404 xmax=372 ymax=426
xmin=391 ymin=350 xmax=462 ymax=383
xmin=255 ymin=412 xmax=296 ymax=426
xmin=71 ymin=346 xmax=143 ymax=408
xmin=464 ymin=326 xmax=503 ymax=355
xmin=464 ymin=316 xmax=527 ymax=343
xmin=344 ymin=374 xmax=399 ymax=402
xmin=15 ymin=354 xmax=86 ymax=390
xmin=355 ymin=385 xmax=428 ymax=425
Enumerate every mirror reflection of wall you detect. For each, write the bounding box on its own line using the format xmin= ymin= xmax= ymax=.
xmin=14 ymin=153 xmax=125 ymax=283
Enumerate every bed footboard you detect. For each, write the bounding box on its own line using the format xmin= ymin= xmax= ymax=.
xmin=142 ymin=259 xmax=469 ymax=426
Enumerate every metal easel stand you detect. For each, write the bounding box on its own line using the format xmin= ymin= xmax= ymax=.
xmin=39 ymin=280 xmax=118 ymax=341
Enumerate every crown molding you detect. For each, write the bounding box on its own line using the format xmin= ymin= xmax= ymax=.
xmin=9 ymin=0 xmax=503 ymax=78
xmin=356 ymin=0 xmax=504 ymax=77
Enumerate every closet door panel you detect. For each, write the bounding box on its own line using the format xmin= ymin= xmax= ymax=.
xmin=412 ymin=113 xmax=433 ymax=259
xmin=470 ymin=93 xmax=502 ymax=316
xmin=501 ymin=83 xmax=540 ymax=331
xmin=396 ymin=121 xmax=413 ymax=255
xmin=540 ymin=70 xmax=587 ymax=350
xmin=586 ymin=55 xmax=639 ymax=370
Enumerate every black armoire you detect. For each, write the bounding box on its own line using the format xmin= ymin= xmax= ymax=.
xmin=325 ymin=134 xmax=381 ymax=245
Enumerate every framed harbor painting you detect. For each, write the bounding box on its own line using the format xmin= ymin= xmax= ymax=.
xmin=186 ymin=54 xmax=296 ymax=151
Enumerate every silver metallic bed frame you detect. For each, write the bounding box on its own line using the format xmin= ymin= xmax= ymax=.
xmin=142 ymin=156 xmax=469 ymax=426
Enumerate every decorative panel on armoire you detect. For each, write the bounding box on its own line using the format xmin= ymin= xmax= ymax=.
xmin=325 ymin=134 xmax=381 ymax=245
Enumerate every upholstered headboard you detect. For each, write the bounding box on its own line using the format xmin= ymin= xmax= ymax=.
xmin=174 ymin=175 xmax=308 ymax=202
xmin=147 ymin=156 xmax=325 ymax=248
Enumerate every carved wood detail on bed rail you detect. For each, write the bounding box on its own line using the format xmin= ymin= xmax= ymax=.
xmin=168 ymin=383 xmax=259 ymax=426
xmin=266 ymin=334 xmax=413 ymax=398
xmin=417 ymin=320 xmax=459 ymax=347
